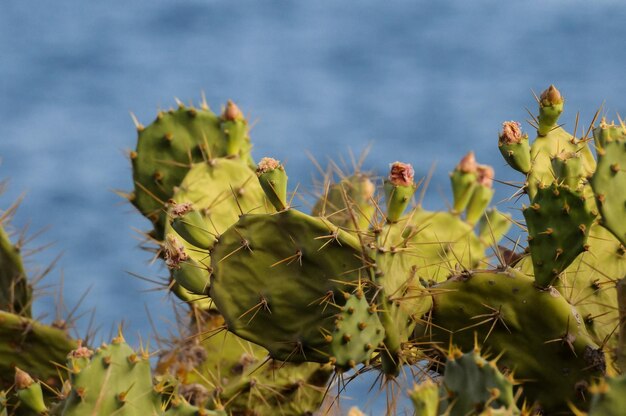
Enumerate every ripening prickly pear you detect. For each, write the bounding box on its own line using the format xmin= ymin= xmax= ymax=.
xmin=384 ymin=162 xmax=417 ymax=222
xmin=465 ymin=163 xmax=495 ymax=225
xmin=537 ymin=85 xmax=564 ymax=137
xmin=498 ymin=121 xmax=531 ymax=174
xmin=14 ymin=367 xmax=47 ymax=414
xmin=450 ymin=151 xmax=478 ymax=214
xmin=256 ymin=157 xmax=288 ymax=211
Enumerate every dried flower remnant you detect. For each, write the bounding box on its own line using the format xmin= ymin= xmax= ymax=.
xmin=169 ymin=201 xmax=194 ymax=217
xmin=388 ymin=162 xmax=415 ymax=186
xmin=164 ymin=234 xmax=189 ymax=268
xmin=499 ymin=121 xmax=523 ymax=144
xmin=256 ymin=157 xmax=281 ymax=175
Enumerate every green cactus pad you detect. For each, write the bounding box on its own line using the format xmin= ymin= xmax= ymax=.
xmin=311 ymin=173 xmax=376 ymax=233
xmin=63 ymin=335 xmax=160 ymax=416
xmin=440 ymin=348 xmax=519 ymax=416
xmin=157 ymin=311 xmax=332 ymax=416
xmin=591 ymin=123 xmax=626 ymax=246
xmin=418 ymin=269 xmax=605 ymax=412
xmin=329 ymin=292 xmax=385 ymax=369
xmin=550 ymin=151 xmax=584 ymax=191
xmin=523 ymin=183 xmax=596 ymax=287
xmin=477 ymin=209 xmax=512 ymax=247
xmin=131 ymin=104 xmax=251 ymax=234
xmin=0 ymin=311 xmax=76 ymax=391
xmin=210 ymin=209 xmax=371 ymax=364
xmin=167 ymin=158 xmax=269 ymax=255
xmin=0 ymin=224 xmax=31 ymax=317
xmin=526 ymin=126 xmax=596 ymax=200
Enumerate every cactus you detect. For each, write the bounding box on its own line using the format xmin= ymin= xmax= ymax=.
xmin=415 ymin=269 xmax=605 ymax=412
xmin=590 ymin=120 xmax=626 ymax=246
xmin=0 ymin=220 xmax=31 ymax=317
xmin=0 ymin=311 xmax=77 ymax=391
xmin=130 ymin=100 xmax=253 ymax=236
xmin=311 ymin=172 xmax=376 ymax=233
xmin=156 ymin=310 xmax=332 ymax=416
xmin=523 ymin=182 xmax=596 ymax=287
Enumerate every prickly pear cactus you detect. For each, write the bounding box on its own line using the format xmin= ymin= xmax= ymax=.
xmin=61 ymin=334 xmax=162 ymax=416
xmin=416 ymin=269 xmax=605 ymax=412
xmin=156 ymin=310 xmax=333 ymax=416
xmin=523 ymin=182 xmax=596 ymax=287
xmin=209 ymin=209 xmax=370 ymax=367
xmin=591 ymin=120 xmax=626 ymax=246
xmin=130 ymin=100 xmax=253 ymax=235
xmin=0 ymin=311 xmax=77 ymax=392
xmin=0 ymin=221 xmax=31 ymax=316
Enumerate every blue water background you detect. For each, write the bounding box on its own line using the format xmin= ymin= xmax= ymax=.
xmin=2 ymin=1 xmax=626 ymax=413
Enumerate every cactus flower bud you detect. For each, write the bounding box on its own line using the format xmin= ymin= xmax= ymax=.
xmin=388 ymin=162 xmax=415 ymax=186
xmin=476 ymin=164 xmax=494 ymax=188
xmin=222 ymin=100 xmax=244 ymax=121
xmin=538 ymin=85 xmax=564 ymax=136
xmin=456 ymin=152 xmax=477 ymax=173
xmin=14 ymin=367 xmax=34 ymax=389
xmin=540 ymin=85 xmax=563 ymax=107
xmin=164 ymin=234 xmax=189 ymax=268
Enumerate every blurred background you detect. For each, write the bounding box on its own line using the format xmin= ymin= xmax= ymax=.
xmin=1 ymin=0 xmax=625 ymax=412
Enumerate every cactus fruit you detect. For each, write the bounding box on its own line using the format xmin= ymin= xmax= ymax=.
xmin=0 ymin=222 xmax=31 ymax=317
xmin=591 ymin=120 xmax=626 ymax=246
xmin=256 ymin=157 xmax=289 ymax=211
xmin=498 ymin=121 xmax=531 ymax=174
xmin=384 ymin=162 xmax=417 ymax=223
xmin=449 ymin=153 xmax=495 ymax=224
xmin=14 ymin=367 xmax=47 ymax=414
xmin=130 ymin=101 xmax=252 ymax=235
xmin=523 ymin=183 xmax=596 ymax=287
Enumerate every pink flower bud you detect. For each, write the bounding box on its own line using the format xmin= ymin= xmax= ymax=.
xmin=476 ymin=164 xmax=495 ymax=188
xmin=540 ymin=85 xmax=563 ymax=106
xmin=222 ymin=100 xmax=243 ymax=121
xmin=457 ymin=151 xmax=477 ymax=173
